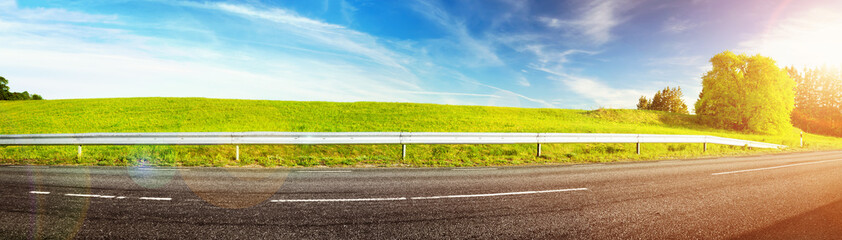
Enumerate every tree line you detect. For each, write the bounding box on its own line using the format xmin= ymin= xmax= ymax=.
xmin=786 ymin=66 xmax=842 ymax=137
xmin=637 ymin=51 xmax=794 ymax=135
xmin=1 ymin=76 xmax=43 ymax=100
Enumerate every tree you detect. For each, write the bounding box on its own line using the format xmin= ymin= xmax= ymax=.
xmin=636 ymin=96 xmax=650 ymax=110
xmin=788 ymin=66 xmax=842 ymax=137
xmin=0 ymin=76 xmax=43 ymax=100
xmin=0 ymin=76 xmax=9 ymax=100
xmin=637 ymin=86 xmax=688 ymax=114
xmin=694 ymin=51 xmax=795 ymax=134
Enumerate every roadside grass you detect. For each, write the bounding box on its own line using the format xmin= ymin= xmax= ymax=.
xmin=1 ymin=97 xmax=840 ymax=167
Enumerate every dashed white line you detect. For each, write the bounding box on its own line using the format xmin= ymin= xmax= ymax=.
xmin=297 ymin=170 xmax=352 ymax=173
xmin=29 ymin=191 xmax=50 ymax=195
xmin=137 ymin=168 xmax=184 ymax=171
xmin=271 ymin=188 xmax=589 ymax=203
xmin=271 ymin=197 xmax=407 ymax=203
xmin=410 ymin=188 xmax=589 ymax=200
xmin=451 ymin=168 xmax=497 ymax=171
xmin=711 ymin=159 xmax=842 ymax=175
xmin=65 ymin=194 xmax=120 ymax=199
xmin=65 ymin=193 xmax=103 ymax=198
xmin=139 ymin=197 xmax=172 ymax=201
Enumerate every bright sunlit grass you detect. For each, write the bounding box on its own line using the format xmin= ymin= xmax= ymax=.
xmin=1 ymin=97 xmax=841 ymax=167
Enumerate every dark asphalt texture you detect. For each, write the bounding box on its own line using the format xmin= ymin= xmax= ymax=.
xmin=3 ymin=151 xmax=842 ymax=239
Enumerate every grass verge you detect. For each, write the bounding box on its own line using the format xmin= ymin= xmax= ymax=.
xmin=2 ymin=97 xmax=840 ymax=167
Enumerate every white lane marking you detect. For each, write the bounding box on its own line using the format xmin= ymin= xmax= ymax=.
xmin=271 ymin=188 xmax=588 ymax=203
xmin=116 ymin=196 xmax=126 ymax=199
xmin=29 ymin=191 xmax=50 ymax=195
xmin=271 ymin=197 xmax=407 ymax=203
xmin=711 ymin=159 xmax=842 ymax=176
xmin=451 ymin=168 xmax=497 ymax=171
xmin=65 ymin=193 xmax=104 ymax=198
xmin=139 ymin=197 xmax=172 ymax=201
xmin=297 ymin=170 xmax=352 ymax=173
xmin=136 ymin=168 xmax=186 ymax=171
xmin=410 ymin=188 xmax=589 ymax=200
xmin=64 ymin=193 xmax=118 ymax=199
xmin=9 ymin=166 xmax=48 ymax=168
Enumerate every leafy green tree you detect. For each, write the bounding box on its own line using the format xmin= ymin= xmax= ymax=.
xmin=0 ymin=76 xmax=43 ymax=100
xmin=788 ymin=66 xmax=842 ymax=137
xmin=0 ymin=76 xmax=9 ymax=100
xmin=636 ymin=96 xmax=650 ymax=110
xmin=694 ymin=51 xmax=795 ymax=134
xmin=637 ymin=86 xmax=688 ymax=114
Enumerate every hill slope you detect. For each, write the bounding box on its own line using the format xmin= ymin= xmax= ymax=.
xmin=1 ymin=98 xmax=840 ymax=167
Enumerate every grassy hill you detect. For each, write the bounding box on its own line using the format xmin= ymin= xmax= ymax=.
xmin=2 ymin=97 xmax=840 ymax=167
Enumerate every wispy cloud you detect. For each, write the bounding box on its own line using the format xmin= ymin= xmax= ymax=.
xmin=188 ymin=1 xmax=416 ymax=80
xmin=517 ymin=76 xmax=531 ymax=87
xmin=411 ymin=0 xmax=503 ymax=66
xmin=647 ymin=56 xmax=704 ymax=66
xmin=555 ymin=73 xmax=645 ymax=108
xmin=1 ymin=1 xmax=553 ymax=108
xmin=538 ymin=0 xmax=629 ymax=45
xmin=531 ymin=65 xmax=644 ymax=108
xmin=661 ymin=16 xmax=695 ymax=34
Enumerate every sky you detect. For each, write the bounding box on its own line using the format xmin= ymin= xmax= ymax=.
xmin=2 ymin=0 xmax=842 ymax=110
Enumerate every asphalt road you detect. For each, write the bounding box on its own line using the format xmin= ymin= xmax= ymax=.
xmin=3 ymin=151 xmax=842 ymax=239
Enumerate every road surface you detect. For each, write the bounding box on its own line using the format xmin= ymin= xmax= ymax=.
xmin=3 ymin=151 xmax=842 ymax=239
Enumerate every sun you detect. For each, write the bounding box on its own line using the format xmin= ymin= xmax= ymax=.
xmin=746 ymin=7 xmax=842 ymax=68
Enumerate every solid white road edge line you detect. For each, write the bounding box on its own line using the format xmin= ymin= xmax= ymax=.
xmin=139 ymin=197 xmax=172 ymax=201
xmin=451 ymin=168 xmax=497 ymax=171
xmin=271 ymin=197 xmax=407 ymax=203
xmin=410 ymin=188 xmax=589 ymax=200
xmin=29 ymin=191 xmax=50 ymax=195
xmin=711 ymin=159 xmax=842 ymax=175
xmin=296 ymin=170 xmax=352 ymax=173
xmin=271 ymin=188 xmax=589 ymax=203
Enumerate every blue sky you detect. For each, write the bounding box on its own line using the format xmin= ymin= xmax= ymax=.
xmin=2 ymin=0 xmax=842 ymax=109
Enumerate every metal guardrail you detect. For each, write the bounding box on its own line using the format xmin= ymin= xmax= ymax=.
xmin=0 ymin=132 xmax=786 ymax=160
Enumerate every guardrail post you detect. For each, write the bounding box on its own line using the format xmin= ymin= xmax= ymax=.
xmin=636 ymin=142 xmax=640 ymax=154
xmin=636 ymin=134 xmax=640 ymax=155
xmin=401 ymin=144 xmax=406 ymax=160
xmin=800 ymin=132 xmax=803 ymax=147
xmin=77 ymin=145 xmax=82 ymax=160
xmin=703 ymin=142 xmax=707 ymax=152
xmin=235 ymin=145 xmax=240 ymax=161
xmin=537 ymin=143 xmax=542 ymax=157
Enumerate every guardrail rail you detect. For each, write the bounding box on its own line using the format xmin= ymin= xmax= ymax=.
xmin=0 ymin=132 xmax=785 ymax=160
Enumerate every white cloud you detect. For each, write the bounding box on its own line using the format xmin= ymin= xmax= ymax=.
xmin=661 ymin=17 xmax=694 ymax=34
xmin=556 ymin=74 xmax=645 ymax=108
xmin=0 ymin=1 xmax=547 ymax=107
xmin=411 ymin=0 xmax=503 ymax=66
xmin=538 ymin=0 xmax=628 ymax=45
xmin=739 ymin=7 xmax=842 ymax=68
xmin=191 ymin=2 xmax=416 ymax=81
xmin=0 ymin=0 xmax=15 ymax=10
xmin=647 ymin=56 xmax=704 ymax=66
xmin=531 ymin=66 xmax=643 ymax=109
xmin=517 ymin=76 xmax=531 ymax=87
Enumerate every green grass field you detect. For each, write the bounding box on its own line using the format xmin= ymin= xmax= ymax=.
xmin=2 ymin=97 xmax=840 ymax=167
